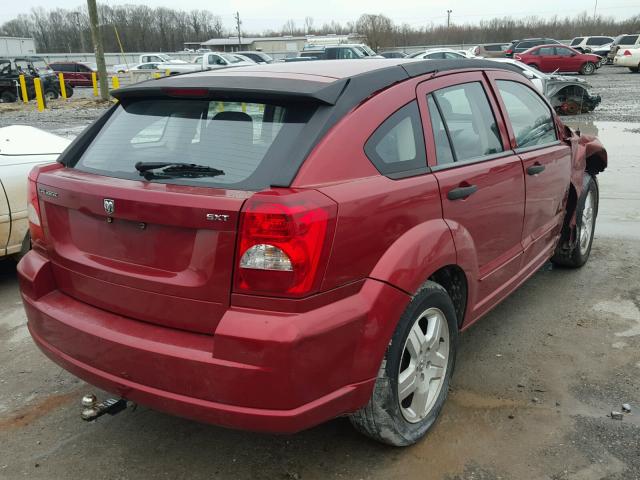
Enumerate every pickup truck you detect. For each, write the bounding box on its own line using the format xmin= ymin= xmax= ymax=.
xmin=162 ymin=52 xmax=254 ymax=74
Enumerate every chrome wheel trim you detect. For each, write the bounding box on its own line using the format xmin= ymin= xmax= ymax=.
xmin=398 ymin=307 xmax=450 ymax=424
xmin=579 ymin=189 xmax=594 ymax=256
xmin=584 ymin=63 xmax=595 ymax=74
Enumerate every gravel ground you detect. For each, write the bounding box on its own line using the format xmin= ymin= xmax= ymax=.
xmin=0 ymin=64 xmax=639 ymax=480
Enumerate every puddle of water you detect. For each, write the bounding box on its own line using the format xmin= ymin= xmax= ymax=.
xmin=592 ymin=297 xmax=640 ymax=337
xmin=563 ymin=120 xmax=640 ymax=240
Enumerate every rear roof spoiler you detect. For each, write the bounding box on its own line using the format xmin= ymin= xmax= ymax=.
xmin=111 ymin=59 xmax=523 ymax=106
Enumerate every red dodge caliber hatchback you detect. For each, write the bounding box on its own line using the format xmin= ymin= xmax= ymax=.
xmin=19 ymin=59 xmax=607 ymax=446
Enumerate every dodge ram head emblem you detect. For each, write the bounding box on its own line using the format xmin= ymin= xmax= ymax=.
xmin=103 ymin=199 xmax=115 ymax=215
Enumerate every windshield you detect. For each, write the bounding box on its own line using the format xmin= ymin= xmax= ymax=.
xmin=358 ymin=45 xmax=377 ymax=56
xmin=73 ymin=99 xmax=317 ymax=190
xmin=220 ymin=54 xmax=244 ymax=64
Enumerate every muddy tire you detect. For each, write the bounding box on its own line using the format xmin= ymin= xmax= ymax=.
xmin=1 ymin=90 xmax=17 ymax=103
xmin=64 ymin=84 xmax=74 ymax=98
xmin=552 ymin=174 xmax=598 ymax=268
xmin=580 ymin=62 xmax=596 ymax=75
xmin=13 ymin=232 xmax=31 ymax=263
xmin=349 ymin=281 xmax=458 ymax=446
xmin=630 ymin=66 xmax=639 ymax=73
xmin=44 ymin=89 xmax=59 ymax=100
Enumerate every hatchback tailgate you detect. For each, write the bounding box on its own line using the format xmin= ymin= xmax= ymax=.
xmin=36 ymin=168 xmax=247 ymax=334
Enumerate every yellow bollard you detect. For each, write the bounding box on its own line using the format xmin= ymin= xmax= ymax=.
xmin=152 ymin=72 xmax=161 ymax=79
xmin=91 ymin=72 xmax=98 ymax=97
xmin=165 ymin=69 xmax=170 ymax=77
xmin=18 ymin=74 xmax=28 ymax=103
xmin=218 ymin=102 xmax=224 ymax=112
xmin=58 ymin=73 xmax=67 ymax=99
xmin=33 ymin=77 xmax=45 ymax=111
xmin=241 ymin=102 xmax=247 ymax=113
xmin=111 ymin=76 xmax=120 ymax=89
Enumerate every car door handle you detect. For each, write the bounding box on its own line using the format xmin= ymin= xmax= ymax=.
xmin=447 ymin=185 xmax=478 ymax=200
xmin=527 ymin=164 xmax=545 ymax=175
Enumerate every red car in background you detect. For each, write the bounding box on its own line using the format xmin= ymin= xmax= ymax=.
xmin=19 ymin=59 xmax=607 ymax=446
xmin=48 ymin=61 xmax=97 ymax=87
xmin=516 ymin=45 xmax=601 ymax=75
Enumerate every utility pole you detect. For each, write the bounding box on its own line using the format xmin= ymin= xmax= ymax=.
xmin=235 ymin=12 xmax=242 ymax=51
xmin=87 ymin=0 xmax=109 ymax=101
xmin=447 ymin=9 xmax=453 ymax=29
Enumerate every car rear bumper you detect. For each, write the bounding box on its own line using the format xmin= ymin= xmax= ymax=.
xmin=19 ymin=250 xmax=409 ymax=433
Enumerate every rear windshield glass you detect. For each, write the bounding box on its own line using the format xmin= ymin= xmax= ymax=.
xmin=570 ymin=38 xmax=583 ymax=46
xmin=73 ymin=99 xmax=316 ymax=190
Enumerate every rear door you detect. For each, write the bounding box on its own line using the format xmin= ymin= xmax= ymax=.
xmin=487 ymin=71 xmax=571 ymax=272
xmin=537 ymin=46 xmax=557 ymax=71
xmin=417 ymin=73 xmax=525 ymax=317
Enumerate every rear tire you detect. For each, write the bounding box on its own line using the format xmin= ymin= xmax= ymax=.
xmin=580 ymin=62 xmax=596 ymax=75
xmin=349 ymin=281 xmax=458 ymax=446
xmin=551 ymin=174 xmax=598 ymax=268
xmin=630 ymin=66 xmax=639 ymax=73
xmin=13 ymin=232 xmax=31 ymax=263
xmin=44 ymin=88 xmax=59 ymax=100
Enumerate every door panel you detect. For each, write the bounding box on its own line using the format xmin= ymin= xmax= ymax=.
xmin=435 ymin=156 xmax=525 ymax=305
xmin=519 ymin=145 xmax=571 ymax=267
xmin=0 ymin=179 xmax=9 ymax=257
xmin=486 ymin=73 xmax=572 ymax=272
xmin=416 ymin=73 xmax=526 ymax=320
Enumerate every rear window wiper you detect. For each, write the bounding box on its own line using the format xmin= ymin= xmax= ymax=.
xmin=134 ymin=161 xmax=224 ymax=180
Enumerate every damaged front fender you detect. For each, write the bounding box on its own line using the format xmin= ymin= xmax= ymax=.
xmin=548 ymin=81 xmax=601 ymax=115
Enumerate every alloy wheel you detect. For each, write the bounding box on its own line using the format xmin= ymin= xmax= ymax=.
xmin=579 ymin=190 xmax=594 ymax=256
xmin=398 ymin=307 xmax=450 ymax=423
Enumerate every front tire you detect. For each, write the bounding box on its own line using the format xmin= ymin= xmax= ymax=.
xmin=552 ymin=174 xmax=598 ymax=268
xmin=1 ymin=90 xmax=16 ymax=103
xmin=580 ymin=62 xmax=596 ymax=75
xmin=349 ymin=281 xmax=458 ymax=446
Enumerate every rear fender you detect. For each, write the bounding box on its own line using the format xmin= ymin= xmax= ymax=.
xmin=369 ymin=218 xmax=460 ymax=296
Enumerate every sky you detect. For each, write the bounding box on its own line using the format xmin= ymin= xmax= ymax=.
xmin=1 ymin=0 xmax=639 ymax=32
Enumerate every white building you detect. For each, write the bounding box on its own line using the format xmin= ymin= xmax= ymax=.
xmin=0 ymin=37 xmax=36 ymax=56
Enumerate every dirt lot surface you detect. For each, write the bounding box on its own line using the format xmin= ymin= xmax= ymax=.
xmin=0 ymin=66 xmax=639 ymax=480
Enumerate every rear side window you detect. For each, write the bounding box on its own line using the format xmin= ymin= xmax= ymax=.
xmin=432 ymin=82 xmax=503 ymax=162
xmin=364 ymin=101 xmax=427 ymax=177
xmin=73 ymin=99 xmax=316 ymax=189
xmin=620 ymin=35 xmax=639 ymax=45
xmin=571 ymin=38 xmax=584 ymax=46
xmin=517 ymin=41 xmax=533 ymax=50
xmin=496 ymin=80 xmax=557 ymax=149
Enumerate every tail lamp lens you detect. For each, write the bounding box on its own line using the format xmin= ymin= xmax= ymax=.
xmin=624 ymin=50 xmax=632 ymax=56
xmin=27 ymin=170 xmax=45 ymax=245
xmin=234 ymin=190 xmax=337 ymax=297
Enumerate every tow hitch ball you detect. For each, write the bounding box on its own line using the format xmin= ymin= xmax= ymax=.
xmin=81 ymin=394 xmax=129 ymax=421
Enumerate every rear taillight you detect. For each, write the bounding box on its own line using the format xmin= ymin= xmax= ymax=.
xmin=624 ymin=50 xmax=632 ymax=56
xmin=505 ymin=49 xmax=513 ymax=55
xmin=234 ymin=189 xmax=337 ymax=298
xmin=514 ymin=55 xmax=522 ymax=61
xmin=27 ymin=168 xmax=45 ymax=245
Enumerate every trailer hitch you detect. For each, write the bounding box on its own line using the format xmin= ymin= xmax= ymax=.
xmin=81 ymin=394 xmax=129 ymax=421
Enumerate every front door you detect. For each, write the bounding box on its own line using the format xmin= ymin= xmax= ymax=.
xmin=417 ymin=73 xmax=526 ymax=320
xmin=487 ymin=72 xmax=572 ymax=272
